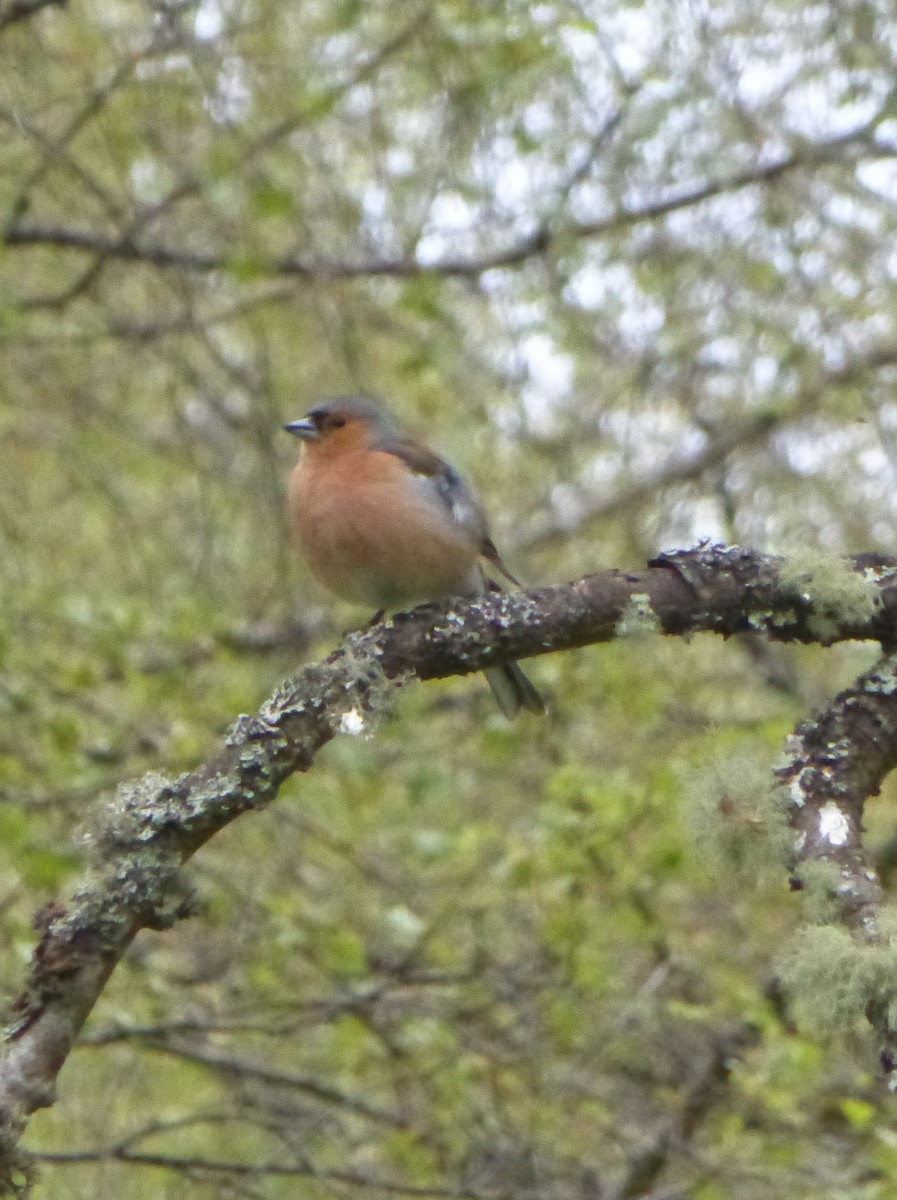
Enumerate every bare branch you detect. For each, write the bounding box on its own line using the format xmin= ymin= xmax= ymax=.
xmin=609 ymin=1023 xmax=757 ymax=1200
xmin=518 ymin=345 xmax=897 ymax=551
xmin=0 ymin=0 xmax=65 ymax=34
xmin=518 ymin=410 xmax=784 ymax=551
xmin=3 ymin=122 xmax=890 ymax=282
xmin=33 ymin=1147 xmax=487 ymax=1197
xmin=114 ymin=1037 xmax=408 ymax=1126
xmin=780 ymin=655 xmax=897 ymax=934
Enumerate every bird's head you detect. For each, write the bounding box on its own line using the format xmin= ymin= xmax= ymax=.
xmin=284 ymin=395 xmax=395 ymax=454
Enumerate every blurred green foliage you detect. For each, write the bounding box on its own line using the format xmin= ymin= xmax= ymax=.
xmin=3 ymin=0 xmax=897 ymax=1195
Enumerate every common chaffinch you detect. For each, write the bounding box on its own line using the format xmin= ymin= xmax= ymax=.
xmin=284 ymin=395 xmax=543 ymax=718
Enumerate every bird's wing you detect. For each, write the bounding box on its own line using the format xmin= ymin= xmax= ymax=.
xmin=380 ymin=436 xmax=522 ymax=584
xmin=378 ymin=437 xmax=485 ymax=535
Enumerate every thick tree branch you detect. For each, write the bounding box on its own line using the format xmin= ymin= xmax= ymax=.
xmin=2 ymin=544 xmax=897 ymax=1192
xmin=777 ymin=652 xmax=897 ymax=1071
xmin=779 ymin=655 xmax=897 ymax=937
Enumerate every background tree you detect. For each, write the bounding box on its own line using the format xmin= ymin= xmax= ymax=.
xmin=4 ymin=0 xmax=897 ymax=1196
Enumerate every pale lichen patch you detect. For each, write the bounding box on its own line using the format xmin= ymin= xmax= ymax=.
xmin=339 ymin=708 xmax=366 ymax=736
xmin=615 ymin=593 xmax=661 ymax=639
xmin=686 ymin=746 xmax=792 ymax=877
xmin=779 ymin=920 xmax=897 ymax=1034
xmin=786 ymin=770 xmax=809 ymax=809
xmin=777 ymin=551 xmax=881 ymax=641
xmin=818 ymin=801 xmax=850 ymax=846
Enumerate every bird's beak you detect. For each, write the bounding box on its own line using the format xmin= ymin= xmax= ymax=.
xmin=283 ymin=417 xmax=319 ymax=441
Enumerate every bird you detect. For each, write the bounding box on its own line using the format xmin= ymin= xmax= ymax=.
xmin=284 ymin=395 xmax=543 ymax=718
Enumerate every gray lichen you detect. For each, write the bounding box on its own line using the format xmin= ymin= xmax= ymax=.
xmin=778 ymin=917 xmax=897 ymax=1033
xmin=614 ymin=593 xmax=661 ymax=639
xmin=331 ymin=636 xmax=402 ymax=728
xmin=687 ymin=747 xmax=792 ymax=877
xmin=862 ymin=656 xmax=897 ymax=696
xmin=777 ymin=551 xmax=881 ymax=642
xmin=791 ymin=858 xmax=850 ymax=923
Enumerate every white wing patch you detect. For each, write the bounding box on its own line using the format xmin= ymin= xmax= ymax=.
xmin=449 ymin=496 xmax=480 ymax=534
xmin=407 ymin=469 xmax=485 ymax=538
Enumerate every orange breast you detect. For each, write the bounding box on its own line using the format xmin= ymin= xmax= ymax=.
xmin=288 ymin=449 xmax=481 ymax=608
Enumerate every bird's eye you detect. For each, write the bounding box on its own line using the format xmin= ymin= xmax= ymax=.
xmin=329 ymin=417 xmax=346 ymax=429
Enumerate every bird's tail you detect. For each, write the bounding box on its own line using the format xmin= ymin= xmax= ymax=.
xmin=485 ymin=662 xmax=544 ymax=719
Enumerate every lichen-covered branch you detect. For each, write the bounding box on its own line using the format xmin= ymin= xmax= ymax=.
xmin=2 ymin=543 xmax=897 ymax=1193
xmin=779 ymin=655 xmax=897 ymax=935
xmin=776 ymin=653 xmax=897 ymax=1073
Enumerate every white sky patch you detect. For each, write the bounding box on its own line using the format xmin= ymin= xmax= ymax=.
xmin=777 ymin=427 xmax=862 ymax=476
xmin=385 ymin=146 xmax=414 ymax=176
xmin=472 ymin=135 xmax=559 ymax=225
xmin=564 ymin=263 xmax=607 ymax=310
xmin=206 ymin=56 xmax=251 ymax=124
xmin=564 ymin=262 xmax=665 ymax=347
xmin=734 ymin=55 xmax=802 ymax=108
xmin=549 ymin=482 xmax=589 ymax=529
xmin=522 ymin=100 xmax=554 ymax=140
xmin=824 ymin=190 xmax=884 ymax=236
xmin=522 ymin=334 xmax=573 ymax=398
xmin=797 ymin=249 xmax=830 ymax=282
xmin=494 ymin=157 xmax=538 ymax=208
xmin=699 ymin=336 xmax=742 ymax=369
xmin=416 ymin=193 xmax=478 ymax=264
xmin=321 ymin=32 xmax=355 ymax=65
xmin=357 ymin=179 xmax=401 ymax=250
xmin=598 ymin=408 xmax=708 ymax=474
xmin=361 ymin=181 xmax=388 ymax=221
xmin=618 ymin=297 xmax=665 ymax=346
xmin=878 ymin=403 xmax=897 ymax=432
xmin=345 ymin=83 xmax=374 ymax=118
xmin=784 ymin=76 xmax=887 ymax=140
xmin=561 ymin=9 xmax=656 ymax=78
xmin=519 ymin=333 xmax=574 ymax=431
xmin=753 ymin=355 xmax=779 ymax=390
xmin=829 ymin=269 xmax=862 ymax=300
xmin=818 ymin=801 xmax=850 ymax=846
xmin=530 ymin=4 xmax=554 ymax=28
xmin=682 ymin=496 xmax=729 ymax=542
xmin=857 ymin=158 xmax=897 ymax=203
xmin=859 ymin=447 xmax=890 ymax=477
xmin=194 ymin=0 xmax=223 ymax=41
xmin=339 ymin=709 xmax=366 ymax=736
xmin=666 ymin=188 xmax=761 ymax=243
xmin=130 ymin=158 xmax=165 ymax=204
